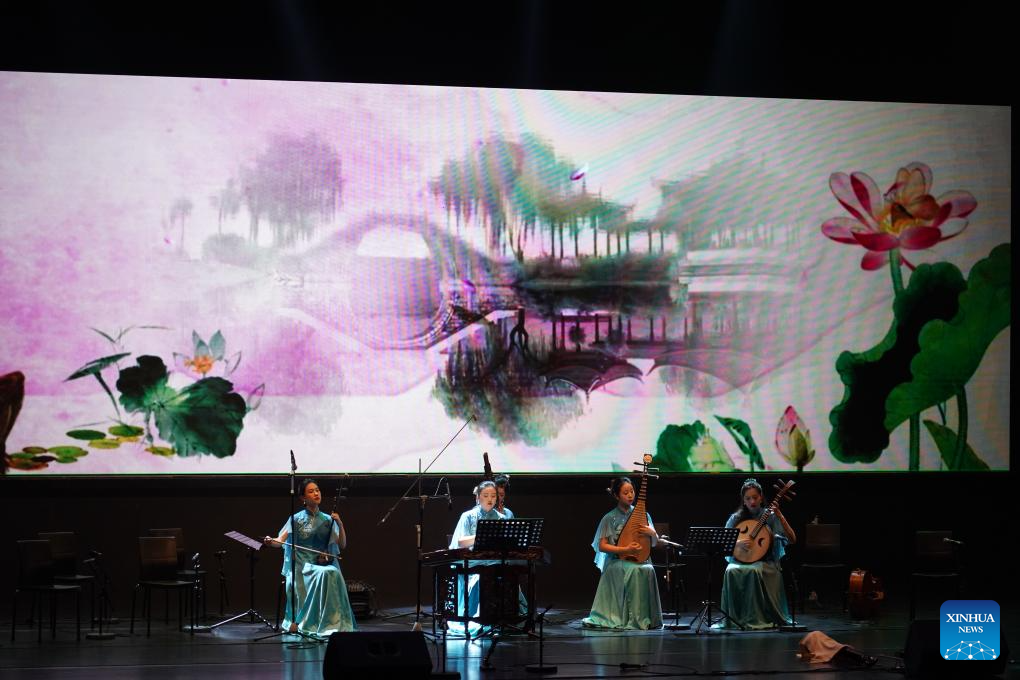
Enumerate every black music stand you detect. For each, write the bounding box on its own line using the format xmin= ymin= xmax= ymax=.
xmin=475 ymin=518 xmax=543 ymax=551
xmin=475 ymin=518 xmax=544 ymax=671
xmin=200 ymin=531 xmax=275 ymax=634
xmin=685 ymin=526 xmax=744 ymax=633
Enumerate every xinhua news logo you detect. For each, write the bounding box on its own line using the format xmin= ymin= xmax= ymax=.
xmin=940 ymin=600 xmax=1000 ymax=661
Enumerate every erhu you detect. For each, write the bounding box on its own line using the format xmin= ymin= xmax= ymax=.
xmin=616 ymin=454 xmax=659 ymax=563
xmin=328 ymin=474 xmax=350 ymax=565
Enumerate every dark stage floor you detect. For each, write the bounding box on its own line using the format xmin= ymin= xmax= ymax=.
xmin=2 ymin=604 xmax=1016 ymax=679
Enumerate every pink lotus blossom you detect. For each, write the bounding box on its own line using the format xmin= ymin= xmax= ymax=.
xmin=821 ymin=162 xmax=976 ymax=270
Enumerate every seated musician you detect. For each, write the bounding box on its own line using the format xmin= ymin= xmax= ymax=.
xmin=713 ymin=478 xmax=796 ymax=630
xmin=582 ymin=477 xmax=663 ymax=630
xmin=494 ymin=474 xmax=514 ymax=518
xmin=262 ymin=478 xmax=357 ymax=638
xmin=447 ymin=480 xmax=527 ymax=634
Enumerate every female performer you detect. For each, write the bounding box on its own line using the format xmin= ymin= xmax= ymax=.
xmin=714 ymin=478 xmax=796 ymax=630
xmin=263 ymin=478 xmax=357 ymax=638
xmin=447 ymin=480 xmax=526 ymax=634
xmin=582 ymin=477 xmax=662 ymax=630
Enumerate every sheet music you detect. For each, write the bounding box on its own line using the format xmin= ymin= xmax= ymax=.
xmin=224 ymin=530 xmax=264 ymax=551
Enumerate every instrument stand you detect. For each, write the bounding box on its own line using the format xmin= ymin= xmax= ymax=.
xmin=379 ymin=465 xmax=448 ymax=642
xmin=183 ymin=553 xmax=203 ymax=634
xmin=685 ymin=527 xmax=744 ymax=633
xmin=525 ymin=607 xmax=557 ymax=674
xmin=779 ymin=563 xmax=807 ymax=632
xmin=659 ymin=539 xmax=690 ymax=631
xmin=201 ymin=544 xmax=274 ymax=635
xmin=476 ymin=519 xmax=543 ymax=671
xmin=377 ymin=419 xmax=474 ymax=635
xmin=214 ymin=550 xmax=229 ymax=617
xmin=84 ymin=554 xmax=115 ymax=640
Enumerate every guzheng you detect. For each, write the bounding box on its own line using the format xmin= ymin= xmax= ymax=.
xmin=420 ymin=546 xmax=551 ymax=566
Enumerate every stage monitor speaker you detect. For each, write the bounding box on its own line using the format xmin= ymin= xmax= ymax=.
xmin=903 ymin=619 xmax=1008 ymax=678
xmin=323 ymin=631 xmax=432 ymax=679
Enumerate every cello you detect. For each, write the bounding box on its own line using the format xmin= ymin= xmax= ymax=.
xmin=847 ymin=569 xmax=884 ymax=618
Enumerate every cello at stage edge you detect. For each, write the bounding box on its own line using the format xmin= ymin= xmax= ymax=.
xmin=847 ymin=568 xmax=885 ymax=619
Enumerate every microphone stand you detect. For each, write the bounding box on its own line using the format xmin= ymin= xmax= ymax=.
xmin=377 ymin=416 xmax=473 ymax=637
xmin=256 ymin=450 xmax=319 ymax=646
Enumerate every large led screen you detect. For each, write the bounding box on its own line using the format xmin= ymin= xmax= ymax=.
xmin=0 ymin=72 xmax=1010 ymax=474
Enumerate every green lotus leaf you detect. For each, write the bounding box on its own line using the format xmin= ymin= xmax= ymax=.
xmin=65 ymin=353 xmax=131 ymax=381
xmin=146 ymin=445 xmax=176 ymax=457
xmin=652 ymin=422 xmax=706 ymax=473
xmin=89 ymin=439 xmax=121 ymax=449
xmin=923 ymin=420 xmax=991 ymax=471
xmin=108 ymin=424 xmax=145 ymax=437
xmin=46 ymin=446 xmax=88 ymax=457
xmin=21 ymin=446 xmax=48 ymax=454
xmin=66 ymin=429 xmax=107 ymax=441
xmin=151 ymin=377 xmax=247 ymax=458
xmin=116 ymin=356 xmax=175 ymax=414
xmin=829 ymin=262 xmax=966 ymax=463
xmin=714 ymin=415 xmax=765 ymax=470
xmin=886 ymin=244 xmax=1011 ymax=430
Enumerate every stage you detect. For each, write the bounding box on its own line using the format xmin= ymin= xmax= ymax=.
xmin=3 ymin=602 xmax=1016 ymax=679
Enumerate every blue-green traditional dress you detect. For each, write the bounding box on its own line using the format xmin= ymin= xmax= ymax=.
xmin=446 ymin=506 xmax=526 ymax=635
xmin=582 ymin=506 xmax=663 ymax=630
xmin=279 ymin=509 xmax=357 ymax=638
xmin=712 ymin=508 xmax=791 ymax=630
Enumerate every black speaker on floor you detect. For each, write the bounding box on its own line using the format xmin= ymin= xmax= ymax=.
xmin=323 ymin=631 xmax=432 ymax=679
xmin=904 ymin=619 xmax=1008 ymax=678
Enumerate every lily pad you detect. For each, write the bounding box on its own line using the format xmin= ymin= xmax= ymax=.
xmin=146 ymin=445 xmax=176 ymax=456
xmin=7 ymin=454 xmax=51 ymax=470
xmin=21 ymin=446 xmax=48 ymax=454
xmin=108 ymin=424 xmax=144 ymax=437
xmin=54 ymin=451 xmax=87 ymax=463
xmin=67 ymin=429 xmax=108 ymax=441
xmin=47 ymin=445 xmax=88 ymax=457
xmin=89 ymin=439 xmax=121 ymax=449
xmin=115 ymin=435 xmax=142 ymax=443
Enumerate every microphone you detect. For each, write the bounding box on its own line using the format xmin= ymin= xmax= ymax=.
xmin=659 ymin=535 xmax=683 ymax=550
xmin=446 ymin=479 xmax=453 ymax=511
xmin=943 ymin=537 xmax=964 ymax=546
xmin=290 ymin=449 xmax=296 ymax=472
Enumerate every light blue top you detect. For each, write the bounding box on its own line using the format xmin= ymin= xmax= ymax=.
xmin=450 ymin=506 xmax=506 ymax=548
xmin=279 ymin=509 xmax=341 ymax=575
xmin=725 ymin=507 xmax=787 ymax=564
xmin=590 ymin=506 xmax=654 ymax=572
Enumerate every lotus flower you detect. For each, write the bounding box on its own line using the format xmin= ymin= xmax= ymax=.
xmin=689 ymin=431 xmax=738 ymax=472
xmin=173 ymin=330 xmax=240 ymax=379
xmin=776 ymin=405 xmax=815 ymax=472
xmin=821 ymin=162 xmax=976 ymax=270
